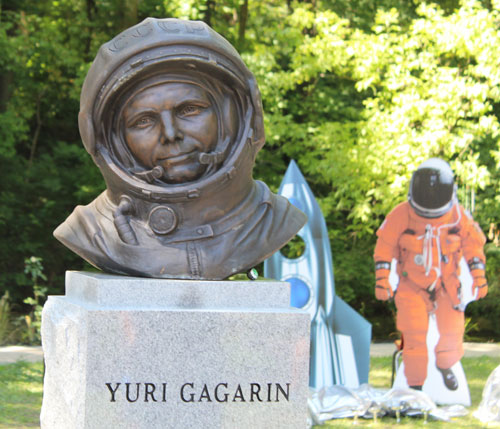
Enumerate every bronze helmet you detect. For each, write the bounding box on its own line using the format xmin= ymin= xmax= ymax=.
xmin=79 ymin=18 xmax=264 ymax=204
xmin=55 ymin=18 xmax=307 ymax=279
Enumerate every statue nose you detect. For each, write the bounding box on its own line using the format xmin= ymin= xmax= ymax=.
xmin=160 ymin=111 xmax=183 ymax=143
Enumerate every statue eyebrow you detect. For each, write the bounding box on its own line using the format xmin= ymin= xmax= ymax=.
xmin=175 ymin=98 xmax=210 ymax=108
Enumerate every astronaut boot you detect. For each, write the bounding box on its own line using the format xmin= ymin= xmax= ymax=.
xmin=437 ymin=366 xmax=458 ymax=391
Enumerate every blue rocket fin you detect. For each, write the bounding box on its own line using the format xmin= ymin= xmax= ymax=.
xmin=310 ymin=307 xmax=339 ymax=387
xmin=264 ymin=160 xmax=372 ymax=386
xmin=329 ymin=296 xmax=372 ymax=385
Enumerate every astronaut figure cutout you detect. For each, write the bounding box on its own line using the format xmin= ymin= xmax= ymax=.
xmin=374 ymin=158 xmax=488 ymax=405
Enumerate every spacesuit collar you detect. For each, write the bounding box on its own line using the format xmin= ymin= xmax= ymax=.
xmin=408 ymin=200 xmax=459 ymax=225
xmin=97 ymin=176 xmax=266 ymax=244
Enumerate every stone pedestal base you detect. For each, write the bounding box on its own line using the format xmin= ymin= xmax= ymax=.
xmin=41 ymin=271 xmax=310 ymax=428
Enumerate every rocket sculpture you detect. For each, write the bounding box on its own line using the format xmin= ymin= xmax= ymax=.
xmin=264 ymin=160 xmax=372 ymax=388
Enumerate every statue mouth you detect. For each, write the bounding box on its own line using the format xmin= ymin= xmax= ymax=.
xmin=157 ymin=151 xmax=197 ymax=165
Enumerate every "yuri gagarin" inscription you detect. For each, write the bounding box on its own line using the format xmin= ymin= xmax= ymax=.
xmin=105 ymin=382 xmax=291 ymax=403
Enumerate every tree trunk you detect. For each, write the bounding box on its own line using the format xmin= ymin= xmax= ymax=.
xmin=203 ymin=0 xmax=215 ymax=27
xmin=238 ymin=0 xmax=248 ymax=49
xmin=0 ymin=72 xmax=13 ymax=113
xmin=121 ymin=0 xmax=138 ymax=30
xmin=27 ymin=91 xmax=44 ymax=173
xmin=84 ymin=0 xmax=97 ymax=58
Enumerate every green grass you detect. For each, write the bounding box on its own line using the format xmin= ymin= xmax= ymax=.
xmin=0 ymin=357 xmax=497 ymax=428
xmin=314 ymin=356 xmax=500 ymax=428
xmin=0 ymin=361 xmax=43 ymax=429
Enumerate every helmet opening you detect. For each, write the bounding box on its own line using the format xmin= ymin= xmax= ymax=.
xmin=99 ymin=65 xmax=245 ymax=186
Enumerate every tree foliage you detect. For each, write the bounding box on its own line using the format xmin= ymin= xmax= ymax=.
xmin=1 ymin=0 xmax=500 ymax=338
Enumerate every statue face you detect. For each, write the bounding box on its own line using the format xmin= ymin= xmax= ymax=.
xmin=123 ymin=82 xmax=218 ymax=184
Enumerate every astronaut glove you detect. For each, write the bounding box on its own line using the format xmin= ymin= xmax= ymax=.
xmin=468 ymin=257 xmax=488 ymax=300
xmin=375 ymin=262 xmax=393 ymax=301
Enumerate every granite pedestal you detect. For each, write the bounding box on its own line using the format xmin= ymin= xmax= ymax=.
xmin=40 ymin=271 xmax=310 ymax=429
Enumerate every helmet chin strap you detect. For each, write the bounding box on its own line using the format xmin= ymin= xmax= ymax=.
xmin=198 ymin=136 xmax=231 ymax=166
xmin=198 ymin=151 xmax=225 ymax=165
xmin=132 ymin=136 xmax=231 ymax=184
xmin=134 ymin=165 xmax=164 ymax=183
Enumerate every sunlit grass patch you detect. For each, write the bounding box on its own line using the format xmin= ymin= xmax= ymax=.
xmin=0 ymin=361 xmax=43 ymax=429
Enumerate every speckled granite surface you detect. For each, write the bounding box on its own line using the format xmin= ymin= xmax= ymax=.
xmin=41 ymin=271 xmax=310 ymax=429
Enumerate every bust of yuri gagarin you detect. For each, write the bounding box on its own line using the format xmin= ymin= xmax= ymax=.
xmin=54 ymin=17 xmax=307 ymax=280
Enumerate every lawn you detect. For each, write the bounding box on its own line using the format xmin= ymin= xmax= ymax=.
xmin=0 ymin=361 xmax=43 ymax=429
xmin=0 ymin=356 xmax=497 ymax=428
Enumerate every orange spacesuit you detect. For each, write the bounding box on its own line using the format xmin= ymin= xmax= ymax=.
xmin=374 ymin=159 xmax=487 ymax=390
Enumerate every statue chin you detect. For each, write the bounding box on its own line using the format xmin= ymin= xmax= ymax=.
xmin=156 ymin=159 xmax=208 ymax=185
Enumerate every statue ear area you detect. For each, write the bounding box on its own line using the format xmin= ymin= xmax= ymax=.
xmin=247 ymin=78 xmax=265 ymax=149
xmin=79 ymin=111 xmax=95 ymax=155
xmin=221 ymin=94 xmax=238 ymax=144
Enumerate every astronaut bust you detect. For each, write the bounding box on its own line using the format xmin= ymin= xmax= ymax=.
xmin=54 ymin=18 xmax=306 ymax=280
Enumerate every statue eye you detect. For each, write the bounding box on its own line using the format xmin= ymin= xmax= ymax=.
xmin=178 ymin=104 xmax=203 ymax=117
xmin=131 ymin=116 xmax=155 ymax=129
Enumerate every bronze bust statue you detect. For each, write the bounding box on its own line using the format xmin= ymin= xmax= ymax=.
xmin=54 ymin=18 xmax=307 ymax=280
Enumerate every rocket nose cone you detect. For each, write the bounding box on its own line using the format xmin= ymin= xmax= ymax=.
xmin=282 ymin=159 xmax=307 ymax=185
